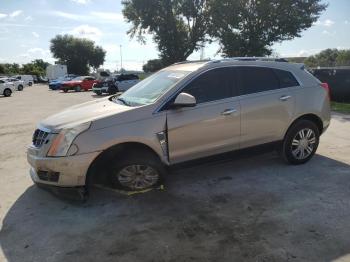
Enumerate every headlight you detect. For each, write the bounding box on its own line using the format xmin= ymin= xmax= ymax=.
xmin=47 ymin=122 xmax=91 ymax=157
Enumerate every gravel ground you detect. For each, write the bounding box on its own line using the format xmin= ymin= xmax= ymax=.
xmin=0 ymin=84 xmax=350 ymax=262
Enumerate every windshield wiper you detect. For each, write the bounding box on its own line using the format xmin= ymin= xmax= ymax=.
xmin=116 ymin=97 xmax=130 ymax=106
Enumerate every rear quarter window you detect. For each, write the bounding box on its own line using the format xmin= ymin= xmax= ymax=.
xmin=273 ymin=69 xmax=300 ymax=88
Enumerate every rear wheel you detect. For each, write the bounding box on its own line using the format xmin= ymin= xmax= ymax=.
xmin=281 ymin=120 xmax=320 ymax=165
xmin=18 ymin=85 xmax=24 ymax=91
xmin=63 ymin=88 xmax=68 ymax=93
xmin=75 ymin=85 xmax=82 ymax=92
xmin=28 ymin=82 xmax=33 ymax=86
xmin=109 ymin=151 xmax=164 ymax=191
xmin=3 ymin=88 xmax=12 ymax=97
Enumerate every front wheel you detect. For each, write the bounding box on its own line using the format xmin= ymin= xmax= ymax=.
xmin=3 ymin=88 xmax=12 ymax=97
xmin=280 ymin=120 xmax=320 ymax=165
xmin=28 ymin=82 xmax=33 ymax=86
xmin=75 ymin=85 xmax=81 ymax=92
xmin=109 ymin=152 xmax=164 ymax=191
xmin=63 ymin=88 xmax=68 ymax=93
xmin=18 ymin=85 xmax=24 ymax=91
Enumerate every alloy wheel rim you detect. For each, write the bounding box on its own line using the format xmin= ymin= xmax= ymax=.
xmin=291 ymin=128 xmax=316 ymax=160
xmin=117 ymin=164 xmax=159 ymax=190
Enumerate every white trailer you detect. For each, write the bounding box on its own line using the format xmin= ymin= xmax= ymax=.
xmin=46 ymin=64 xmax=68 ymax=81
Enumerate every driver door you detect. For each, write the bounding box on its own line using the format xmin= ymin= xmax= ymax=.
xmin=166 ymin=67 xmax=241 ymax=164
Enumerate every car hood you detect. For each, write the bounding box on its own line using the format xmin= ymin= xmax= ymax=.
xmin=40 ymin=97 xmax=134 ymax=132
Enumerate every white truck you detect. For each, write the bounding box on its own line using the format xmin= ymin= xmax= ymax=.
xmin=46 ymin=64 xmax=68 ymax=81
xmin=14 ymin=75 xmax=34 ymax=86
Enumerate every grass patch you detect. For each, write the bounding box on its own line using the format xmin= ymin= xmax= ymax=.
xmin=331 ymin=102 xmax=350 ymax=114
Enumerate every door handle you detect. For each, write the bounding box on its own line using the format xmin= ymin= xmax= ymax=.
xmin=221 ymin=108 xmax=237 ymax=116
xmin=280 ymin=95 xmax=291 ymax=101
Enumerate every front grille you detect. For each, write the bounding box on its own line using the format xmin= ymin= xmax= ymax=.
xmin=32 ymin=129 xmax=49 ymax=148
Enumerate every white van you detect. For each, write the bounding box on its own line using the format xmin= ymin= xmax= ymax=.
xmin=14 ymin=75 xmax=34 ymax=86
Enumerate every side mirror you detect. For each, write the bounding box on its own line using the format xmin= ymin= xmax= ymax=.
xmin=172 ymin=92 xmax=196 ymax=108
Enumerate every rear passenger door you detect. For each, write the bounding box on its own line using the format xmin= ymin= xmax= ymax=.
xmin=238 ymin=67 xmax=296 ymax=148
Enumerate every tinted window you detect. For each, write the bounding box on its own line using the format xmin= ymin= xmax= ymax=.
xmin=182 ymin=68 xmax=235 ymax=104
xmin=0 ymin=80 xmax=4 ymax=84
xmin=239 ymin=67 xmax=279 ymax=95
xmin=274 ymin=69 xmax=299 ymax=88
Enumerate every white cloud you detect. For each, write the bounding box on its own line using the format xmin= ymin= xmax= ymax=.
xmin=90 ymin=12 xmax=123 ymax=22
xmin=50 ymin=11 xmax=86 ymax=21
xmin=48 ymin=10 xmax=123 ymax=24
xmin=68 ymin=24 xmax=102 ymax=40
xmin=71 ymin=0 xmax=90 ymax=4
xmin=25 ymin=16 xmax=33 ymax=21
xmin=32 ymin=32 xmax=39 ymax=38
xmin=0 ymin=13 xmax=7 ymax=19
xmin=9 ymin=10 xmax=23 ymax=18
xmin=314 ymin=19 xmax=335 ymax=27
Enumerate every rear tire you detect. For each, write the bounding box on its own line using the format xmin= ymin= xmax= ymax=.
xmin=63 ymin=88 xmax=68 ymax=93
xmin=280 ymin=120 xmax=320 ymax=165
xmin=18 ymin=85 xmax=24 ymax=91
xmin=28 ymin=82 xmax=33 ymax=86
xmin=109 ymin=151 xmax=164 ymax=191
xmin=3 ymin=88 xmax=12 ymax=97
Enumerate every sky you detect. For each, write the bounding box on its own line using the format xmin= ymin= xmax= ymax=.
xmin=0 ymin=0 xmax=349 ymax=71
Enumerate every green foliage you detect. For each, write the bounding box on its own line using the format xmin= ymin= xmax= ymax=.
xmin=304 ymin=49 xmax=350 ymax=68
xmin=122 ymin=0 xmax=326 ymax=61
xmin=50 ymin=35 xmax=106 ymax=75
xmin=336 ymin=50 xmax=350 ymax=66
xmin=142 ymin=59 xmax=164 ymax=72
xmin=210 ymin=0 xmax=326 ymax=57
xmin=122 ymin=0 xmax=209 ymax=65
xmin=0 ymin=60 xmax=50 ymax=76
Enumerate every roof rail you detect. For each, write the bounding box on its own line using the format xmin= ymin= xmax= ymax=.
xmin=172 ymin=59 xmax=211 ymax=65
xmin=213 ymin=57 xmax=289 ymax=63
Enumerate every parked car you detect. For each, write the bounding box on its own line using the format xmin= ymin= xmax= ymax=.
xmin=49 ymin=74 xmax=78 ymax=90
xmin=60 ymin=76 xmax=99 ymax=92
xmin=0 ymin=78 xmax=16 ymax=97
xmin=1 ymin=77 xmax=25 ymax=91
xmin=27 ymin=58 xmax=330 ymax=193
xmin=115 ymin=74 xmax=140 ymax=92
xmin=92 ymin=77 xmax=119 ymax=95
xmin=14 ymin=75 xmax=34 ymax=86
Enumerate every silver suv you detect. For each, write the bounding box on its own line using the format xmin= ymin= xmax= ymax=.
xmin=27 ymin=58 xmax=331 ymax=192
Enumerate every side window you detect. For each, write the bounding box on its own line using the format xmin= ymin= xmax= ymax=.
xmin=0 ymin=80 xmax=4 ymax=84
xmin=273 ymin=69 xmax=300 ymax=88
xmin=238 ymin=67 xmax=280 ymax=95
xmin=182 ymin=68 xmax=235 ymax=104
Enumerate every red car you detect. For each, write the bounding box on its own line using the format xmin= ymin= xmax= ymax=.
xmin=61 ymin=76 xmax=99 ymax=92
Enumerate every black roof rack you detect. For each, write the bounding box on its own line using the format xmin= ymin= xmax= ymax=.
xmin=214 ymin=57 xmax=289 ymax=63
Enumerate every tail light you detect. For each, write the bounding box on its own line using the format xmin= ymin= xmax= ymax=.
xmin=320 ymin=82 xmax=331 ymax=100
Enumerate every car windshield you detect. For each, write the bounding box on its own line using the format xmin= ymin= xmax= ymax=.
xmin=114 ymin=70 xmax=190 ymax=106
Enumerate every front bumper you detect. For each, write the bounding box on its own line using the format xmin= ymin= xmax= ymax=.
xmin=27 ymin=148 xmax=100 ymax=187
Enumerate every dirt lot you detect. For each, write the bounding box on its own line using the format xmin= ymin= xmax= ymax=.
xmin=1 ymin=84 xmax=350 ymax=262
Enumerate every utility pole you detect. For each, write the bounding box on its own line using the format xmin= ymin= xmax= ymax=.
xmin=120 ymin=45 xmax=123 ymax=72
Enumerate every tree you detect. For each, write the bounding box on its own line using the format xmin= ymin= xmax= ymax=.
xmin=142 ymin=59 xmax=164 ymax=72
xmin=50 ymin=35 xmax=106 ymax=75
xmin=305 ymin=49 xmax=339 ymax=67
xmin=336 ymin=50 xmax=350 ymax=66
xmin=209 ymin=0 xmax=327 ymax=57
xmin=122 ymin=0 xmax=209 ymax=65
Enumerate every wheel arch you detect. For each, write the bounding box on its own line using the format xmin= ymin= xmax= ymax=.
xmin=85 ymin=142 xmax=163 ymax=187
xmin=285 ymin=113 xmax=324 ymax=138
